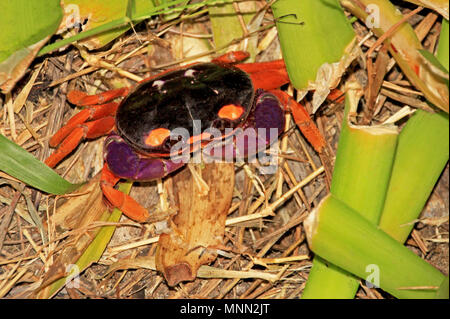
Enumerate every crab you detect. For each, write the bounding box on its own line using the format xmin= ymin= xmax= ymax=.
xmin=45 ymin=51 xmax=326 ymax=223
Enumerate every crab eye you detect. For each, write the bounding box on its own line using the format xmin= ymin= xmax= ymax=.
xmin=145 ymin=128 xmax=171 ymax=147
xmin=218 ymin=104 xmax=244 ymax=121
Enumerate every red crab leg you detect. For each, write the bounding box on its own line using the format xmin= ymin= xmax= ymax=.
xmin=67 ymin=87 xmax=129 ymax=106
xmin=210 ymin=50 xmax=290 ymax=90
xmin=45 ymin=116 xmax=115 ymax=168
xmin=236 ymin=60 xmax=290 ymax=91
xmin=100 ymin=165 xmax=150 ymax=223
xmin=270 ymin=89 xmax=326 ymax=153
xmin=49 ymin=102 xmax=119 ymax=148
xmin=212 ymin=51 xmax=250 ymax=64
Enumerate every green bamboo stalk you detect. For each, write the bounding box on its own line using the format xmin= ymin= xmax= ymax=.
xmin=302 ymin=255 xmax=359 ymax=298
xmin=304 ymin=194 xmax=446 ymax=299
xmin=379 ymin=110 xmax=449 ymax=242
xmin=330 ymin=118 xmax=398 ymax=224
xmin=302 ymin=84 xmax=399 ymax=298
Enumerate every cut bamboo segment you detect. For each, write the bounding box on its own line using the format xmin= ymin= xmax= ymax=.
xmin=302 ymin=82 xmax=399 ymax=298
xmin=304 ymin=194 xmax=446 ymax=299
xmin=330 ymin=121 xmax=398 ymax=224
xmin=379 ymin=110 xmax=449 ymax=242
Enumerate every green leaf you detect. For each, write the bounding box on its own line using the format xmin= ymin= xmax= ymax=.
xmin=38 ymin=0 xmax=238 ymax=57
xmin=271 ymin=0 xmax=356 ymax=111
xmin=0 ymin=134 xmax=81 ymax=195
xmin=0 ymin=0 xmax=62 ymax=93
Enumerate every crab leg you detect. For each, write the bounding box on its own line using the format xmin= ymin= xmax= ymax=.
xmin=49 ymin=102 xmax=119 ymax=148
xmin=45 ymin=115 xmax=116 ymax=168
xmin=100 ymin=165 xmax=151 ymax=223
xmin=270 ymin=89 xmax=326 ymax=153
xmin=67 ymin=87 xmax=129 ymax=106
xmin=236 ymin=60 xmax=290 ymax=91
xmin=45 ymin=87 xmax=128 ymax=167
xmin=211 ymin=51 xmax=250 ymax=64
xmin=210 ymin=50 xmax=290 ymax=91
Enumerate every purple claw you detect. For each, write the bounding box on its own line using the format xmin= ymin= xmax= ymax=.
xmin=104 ymin=133 xmax=184 ymax=181
xmin=203 ymin=90 xmax=284 ymax=160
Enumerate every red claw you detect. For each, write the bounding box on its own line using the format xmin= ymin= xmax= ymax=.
xmin=100 ymin=166 xmax=150 ymax=223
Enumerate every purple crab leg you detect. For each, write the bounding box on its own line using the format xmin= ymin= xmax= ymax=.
xmin=104 ymin=133 xmax=185 ymax=181
xmin=204 ymin=90 xmax=285 ymax=160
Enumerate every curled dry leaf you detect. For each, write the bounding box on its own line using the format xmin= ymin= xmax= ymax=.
xmin=0 ymin=38 xmax=49 ymax=94
xmin=309 ymin=38 xmax=362 ymax=113
xmin=156 ymin=163 xmax=235 ymax=287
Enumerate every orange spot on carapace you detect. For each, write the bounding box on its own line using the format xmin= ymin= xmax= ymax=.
xmin=145 ymin=128 xmax=171 ymax=147
xmin=218 ymin=104 xmax=244 ymax=121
